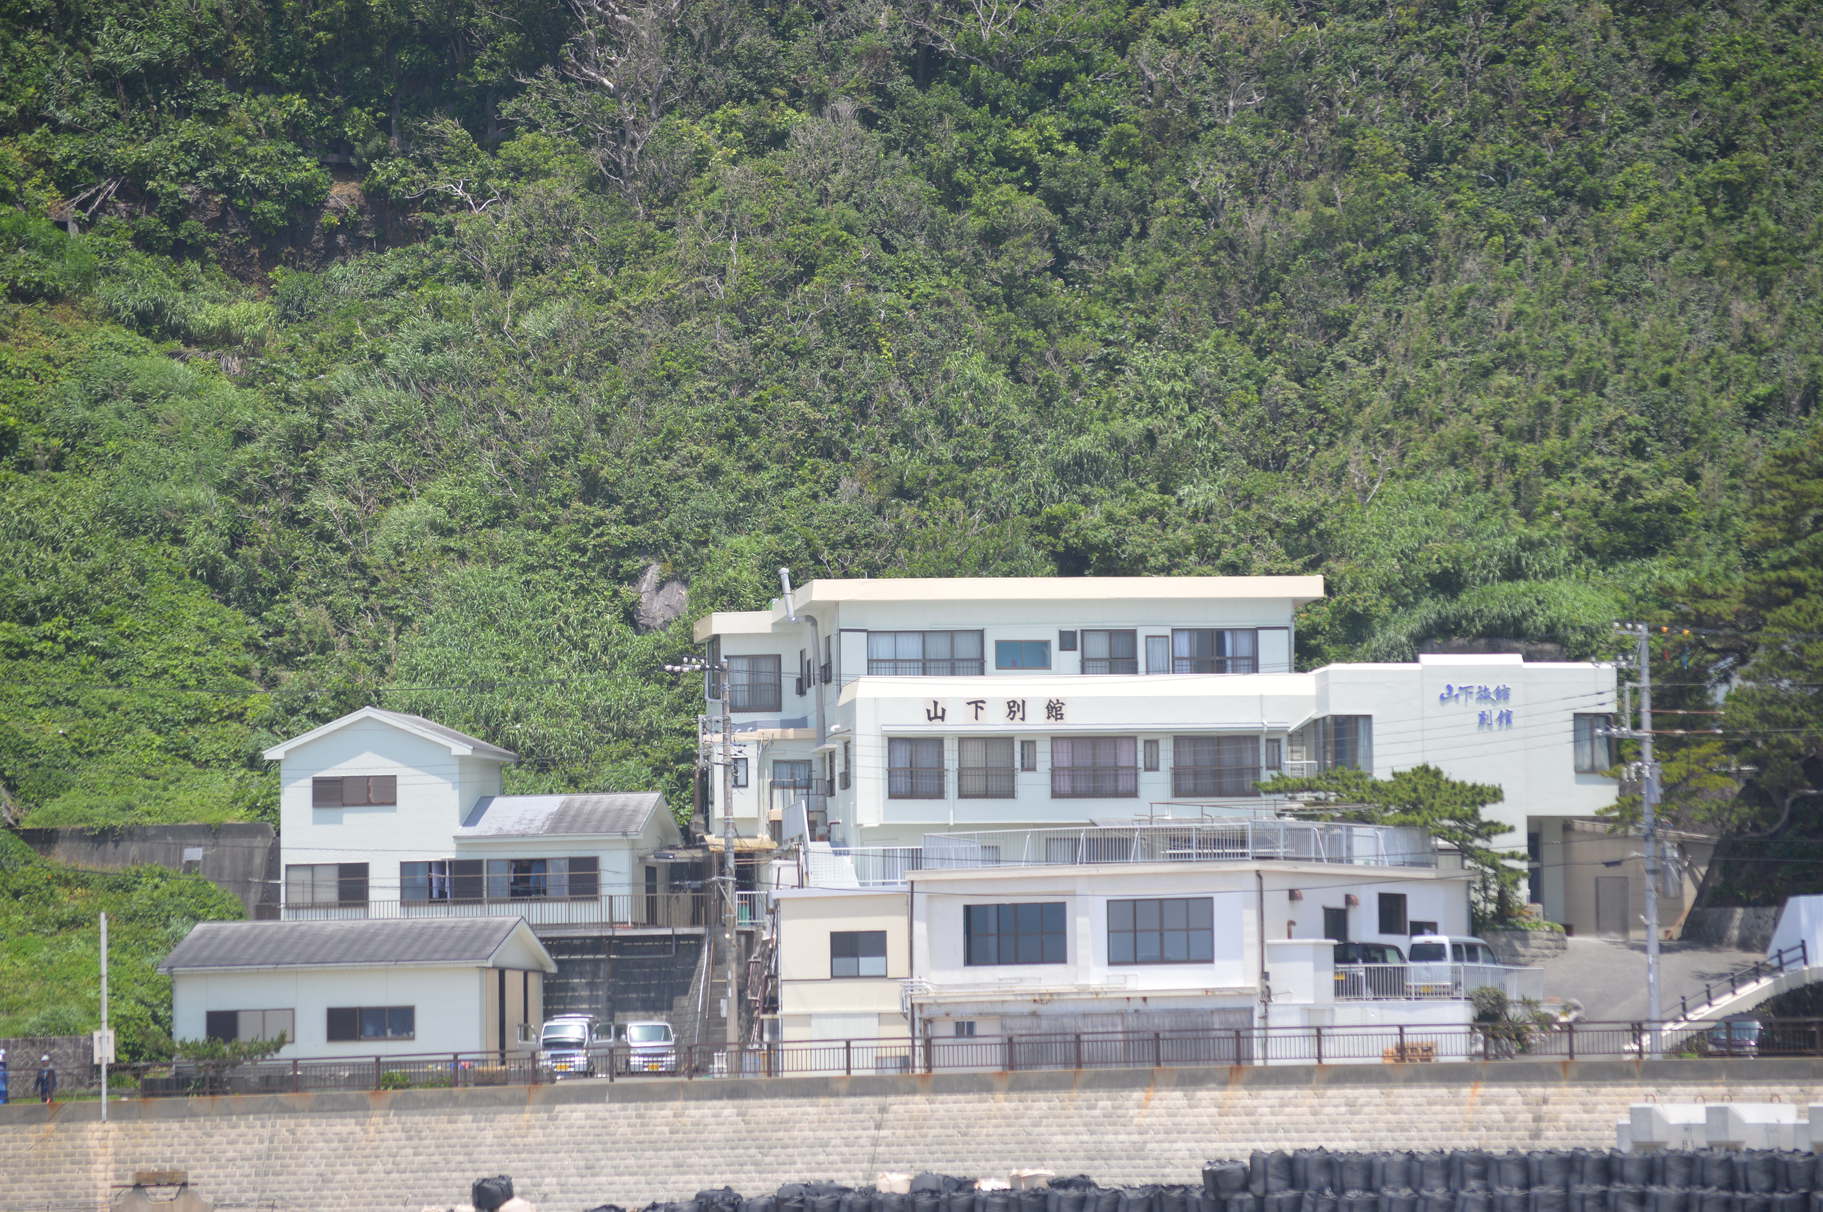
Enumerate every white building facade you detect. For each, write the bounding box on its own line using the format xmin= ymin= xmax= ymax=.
xmin=267 ymin=708 xmax=687 ymax=926
xmin=694 ymin=576 xmax=1621 ymax=932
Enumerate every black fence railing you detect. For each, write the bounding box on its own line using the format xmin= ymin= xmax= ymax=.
xmin=1675 ymin=940 xmax=1809 ymax=1021
xmin=58 ymin=1016 xmax=1823 ymax=1103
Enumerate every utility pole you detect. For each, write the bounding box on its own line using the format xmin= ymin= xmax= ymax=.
xmin=1613 ymin=624 xmax=1662 ymax=1051
xmin=666 ymin=657 xmax=743 ymax=1056
xmin=99 ymin=911 xmax=109 ymax=1123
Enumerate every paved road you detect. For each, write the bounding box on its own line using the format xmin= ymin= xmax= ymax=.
xmin=1537 ymin=936 xmax=1765 ymax=1020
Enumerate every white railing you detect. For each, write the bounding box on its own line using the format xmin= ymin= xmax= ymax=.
xmin=920 ymin=821 xmax=1435 ymax=871
xmin=283 ymin=891 xmax=771 ymax=929
xmin=835 ymin=846 xmax=925 ymax=886
xmin=1334 ymin=963 xmax=1545 ymax=1002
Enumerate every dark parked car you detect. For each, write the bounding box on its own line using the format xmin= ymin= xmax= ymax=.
xmin=1334 ymin=941 xmax=1408 ymax=998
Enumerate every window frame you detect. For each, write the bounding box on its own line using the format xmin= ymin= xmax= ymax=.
xmin=1169 ymin=628 xmax=1260 ymax=675
xmin=964 ymin=902 xmax=1067 ymax=966
xmin=327 ymin=1005 xmax=415 ymax=1042
xmin=311 ymin=775 xmax=397 ymax=808
xmin=1171 ymin=735 xmax=1262 ymax=797
xmin=1107 ymin=897 xmax=1215 ymax=965
xmin=1079 ymin=629 xmax=1138 ymax=675
xmin=994 ymin=640 xmax=1052 ymax=670
xmin=829 ymin=930 xmax=888 ymax=978
xmin=958 ymin=737 xmax=1017 ymax=799
xmin=284 ymin=862 xmax=369 ymax=908
xmin=866 ymin=630 xmax=986 ymax=676
xmin=1573 ymin=713 xmax=1616 ymax=774
xmin=205 ymin=1008 xmax=294 ymax=1044
xmin=1378 ymin=892 xmax=1408 ymax=936
xmin=728 ymin=654 xmax=783 ymax=713
xmin=1050 ymin=736 xmax=1139 ymax=798
xmin=887 ymin=737 xmax=945 ymax=799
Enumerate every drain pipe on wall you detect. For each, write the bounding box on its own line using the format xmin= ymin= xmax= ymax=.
xmin=1256 ymin=870 xmax=1271 ymax=1027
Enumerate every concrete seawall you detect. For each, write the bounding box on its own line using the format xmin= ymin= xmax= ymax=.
xmin=7 ymin=1061 xmax=1823 ymax=1212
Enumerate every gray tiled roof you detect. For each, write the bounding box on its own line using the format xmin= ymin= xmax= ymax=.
xmin=158 ymin=917 xmax=533 ymax=973
xmin=369 ymin=709 xmax=518 ymax=761
xmin=456 ymin=792 xmax=665 ymax=839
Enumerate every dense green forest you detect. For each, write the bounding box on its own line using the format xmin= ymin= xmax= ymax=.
xmin=1 ymin=0 xmax=1818 ymax=891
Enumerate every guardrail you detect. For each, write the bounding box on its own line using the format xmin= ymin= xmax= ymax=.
xmin=281 ymin=891 xmax=771 ymax=928
xmin=1674 ymin=941 xmax=1810 ymax=1021
xmin=1334 ymin=963 xmax=1544 ymax=1002
xmin=66 ymin=1017 xmax=1823 ymax=1101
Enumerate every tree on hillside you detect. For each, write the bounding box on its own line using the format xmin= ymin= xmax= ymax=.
xmin=1258 ymin=764 xmax=1521 ymax=925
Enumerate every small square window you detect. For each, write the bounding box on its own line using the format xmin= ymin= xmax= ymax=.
xmin=1058 ymin=630 xmax=1078 ymax=652
xmin=831 ymin=930 xmax=888 ymax=978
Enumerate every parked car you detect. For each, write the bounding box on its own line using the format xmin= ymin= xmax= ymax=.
xmin=1694 ymin=1018 xmax=1761 ymax=1058
xmin=1333 ymin=941 xmax=1408 ymax=998
xmin=1406 ymin=935 xmax=1501 ymax=997
xmin=538 ymin=1014 xmax=600 ymax=1079
xmin=618 ymin=1020 xmax=677 ymax=1074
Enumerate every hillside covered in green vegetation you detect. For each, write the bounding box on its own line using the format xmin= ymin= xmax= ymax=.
xmin=0 ymin=0 xmax=1817 ymax=862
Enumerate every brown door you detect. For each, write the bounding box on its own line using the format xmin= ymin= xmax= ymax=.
xmin=1595 ymin=876 xmax=1630 ymax=938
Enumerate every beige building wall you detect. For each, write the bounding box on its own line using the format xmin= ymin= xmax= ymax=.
xmin=1552 ymin=818 xmax=1712 ymax=940
xmin=774 ymin=889 xmax=911 ymax=1041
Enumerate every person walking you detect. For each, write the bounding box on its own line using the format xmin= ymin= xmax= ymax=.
xmin=34 ymin=1054 xmax=56 ymax=1103
xmin=0 ymin=1048 xmax=9 ymax=1103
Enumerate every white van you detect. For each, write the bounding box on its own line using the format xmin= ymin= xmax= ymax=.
xmin=1405 ymin=935 xmax=1503 ymax=997
xmin=1407 ymin=935 xmax=1499 ymax=965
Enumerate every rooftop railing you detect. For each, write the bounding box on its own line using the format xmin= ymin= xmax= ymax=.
xmin=281 ymin=891 xmax=770 ymax=929
xmin=918 ymin=820 xmax=1436 ymax=872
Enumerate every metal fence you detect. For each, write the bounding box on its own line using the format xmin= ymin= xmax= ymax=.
xmin=279 ymin=891 xmax=770 ymax=928
xmin=1333 ymin=963 xmax=1545 ymax=1002
xmin=67 ymin=1017 xmax=1823 ymax=1102
xmin=1672 ymin=940 xmax=1810 ymax=1021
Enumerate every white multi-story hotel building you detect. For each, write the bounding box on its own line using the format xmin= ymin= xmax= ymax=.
xmin=694 ymin=576 xmax=1624 ymax=933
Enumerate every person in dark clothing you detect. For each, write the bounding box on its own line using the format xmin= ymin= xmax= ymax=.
xmin=0 ymin=1048 xmax=9 ymax=1103
xmin=34 ymin=1055 xmax=56 ymax=1103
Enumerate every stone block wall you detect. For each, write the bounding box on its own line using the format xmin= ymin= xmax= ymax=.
xmin=5 ymin=1061 xmax=1823 ymax=1212
xmin=0 ymin=1035 xmax=91 ymax=1102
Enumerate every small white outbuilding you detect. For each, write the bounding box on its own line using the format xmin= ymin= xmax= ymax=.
xmin=160 ymin=916 xmax=556 ymax=1059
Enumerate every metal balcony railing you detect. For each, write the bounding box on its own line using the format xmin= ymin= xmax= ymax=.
xmin=922 ymin=821 xmax=1436 ymax=870
xmin=282 ymin=891 xmax=771 ymax=929
xmin=1333 ymin=963 xmax=1545 ymax=1002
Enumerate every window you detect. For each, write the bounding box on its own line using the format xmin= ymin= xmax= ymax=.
xmin=311 ymin=775 xmax=396 ymax=808
xmin=772 ymin=759 xmax=813 ymax=791
xmin=964 ymin=902 xmax=1067 ymax=965
xmin=403 ymin=857 xmax=596 ymax=901
xmin=1323 ymin=906 xmax=1349 ymax=942
xmin=728 ymin=654 xmax=782 ymax=712
xmin=953 ymin=1021 xmax=977 ymax=1037
xmin=821 ymin=636 xmax=833 ymax=682
xmin=1409 ymin=919 xmax=1438 ymax=937
xmin=1051 ymin=737 xmax=1138 ymax=797
xmin=732 ymin=757 xmax=749 ymax=788
xmin=840 ymin=742 xmax=851 ymax=790
xmin=830 ymin=930 xmax=888 ymax=978
xmin=1019 ymin=740 xmax=1038 ymax=772
xmin=995 ymin=640 xmax=1051 ymax=670
xmin=1142 ymin=740 xmax=1160 ymax=771
xmin=1145 ymin=635 xmax=1171 ymax=674
xmin=1378 ymin=892 xmax=1408 ymax=936
xmin=327 ymin=1006 xmax=414 ymax=1042
xmin=1172 ymin=736 xmax=1261 ymax=797
xmin=205 ymin=1009 xmax=294 ymax=1044
xmin=958 ymin=738 xmax=1016 ymax=798
xmin=1264 ymin=738 xmax=1284 ymax=772
xmin=1170 ymin=629 xmax=1259 ymax=674
xmin=1080 ymin=629 xmax=1137 ymax=675
xmin=285 ymin=862 xmax=368 ymax=908
xmin=887 ymin=738 xmax=944 ymax=798
xmin=1108 ymin=898 xmax=1214 ymax=964
xmin=402 ymin=859 xmax=476 ymax=902
xmin=867 ymin=631 xmax=985 ymax=676
xmin=1302 ymin=715 xmax=1373 ymax=771
xmin=1574 ymin=714 xmax=1616 ymax=773
xmin=1058 ymin=630 xmax=1078 ymax=652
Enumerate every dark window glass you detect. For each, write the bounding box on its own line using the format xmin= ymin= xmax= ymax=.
xmin=330 ymin=1006 xmax=414 ymax=1041
xmin=1108 ymin=897 xmax=1213 ymax=965
xmin=206 ymin=1010 xmax=239 ymax=1042
xmin=731 ymin=757 xmax=749 ymax=788
xmin=1058 ymin=630 xmax=1078 ymax=652
xmin=1172 ymin=736 xmax=1262 ymax=797
xmin=1378 ymin=892 xmax=1408 ymax=936
xmin=326 ymin=1007 xmax=358 ymax=1041
xmin=888 ymin=738 xmax=945 ymax=798
xmin=1019 ymin=740 xmax=1038 ymax=771
xmin=964 ymin=902 xmax=1066 ymax=965
xmin=830 ymin=930 xmax=888 ymax=978
xmin=311 ymin=775 xmax=397 ymax=808
xmin=567 ymin=857 xmax=600 ymax=899
xmin=728 ymin=655 xmax=782 ymax=712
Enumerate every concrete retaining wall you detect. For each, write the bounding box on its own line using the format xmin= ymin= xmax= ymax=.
xmin=0 ymin=1035 xmax=90 ymax=1101
xmin=19 ymin=824 xmax=278 ymax=918
xmin=1683 ymin=907 xmax=1781 ymax=952
xmin=7 ymin=1061 xmax=1823 ymax=1211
